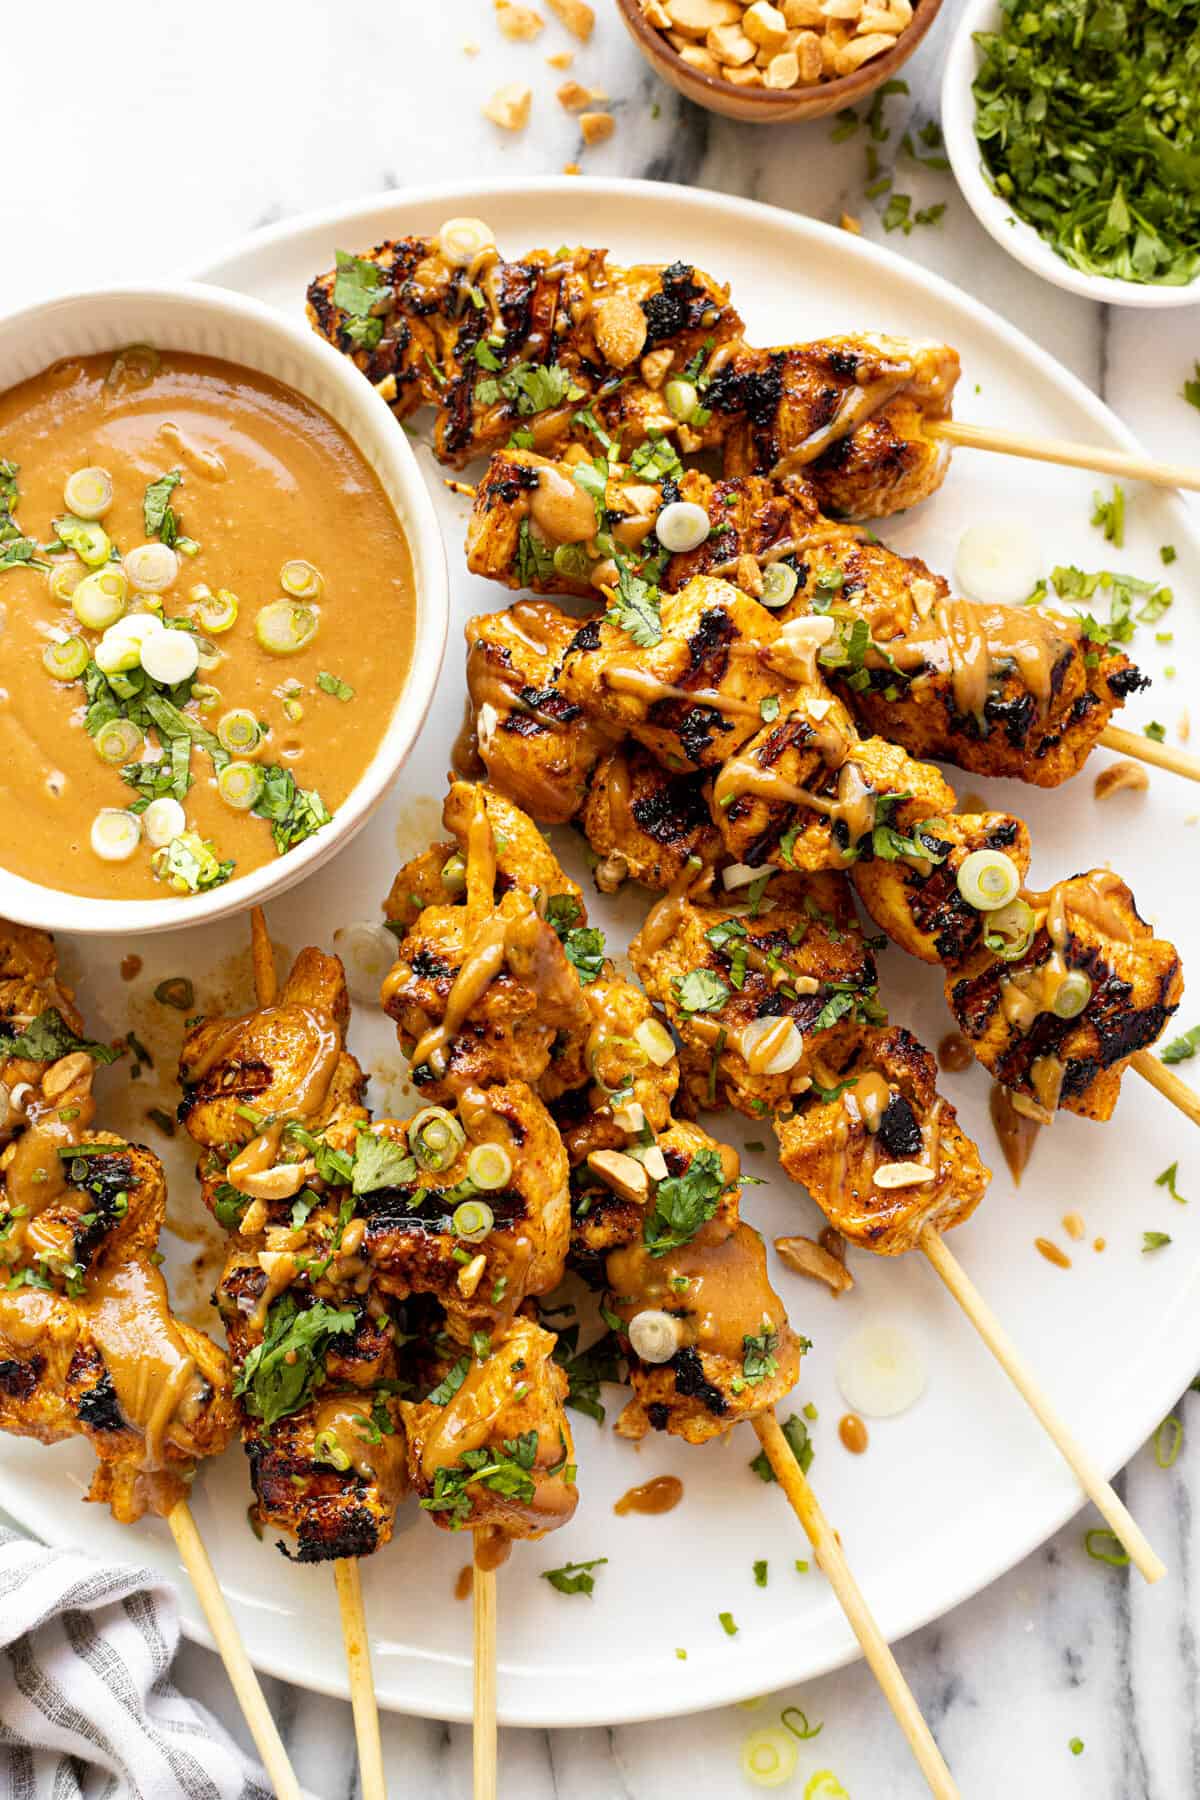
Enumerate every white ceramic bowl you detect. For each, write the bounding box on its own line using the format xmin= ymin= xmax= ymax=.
xmin=942 ymin=0 xmax=1200 ymax=309
xmin=0 ymin=284 xmax=448 ymax=935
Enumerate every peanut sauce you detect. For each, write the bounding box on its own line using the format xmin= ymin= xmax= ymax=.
xmin=454 ymin=1564 xmax=473 ymax=1601
xmin=0 ymin=351 xmax=416 ymax=901
xmin=937 ymin=1032 xmax=974 ymax=1074
xmin=1062 ymin=1212 xmax=1085 ymax=1242
xmin=1034 ymin=1237 xmax=1071 ymax=1269
xmin=614 ymin=1474 xmax=684 ymax=1517
xmin=838 ymin=1413 xmax=869 ymax=1454
xmin=473 ymin=1525 xmax=513 ymax=1572
xmin=988 ymin=1083 xmax=1040 ymax=1186
xmin=1094 ymin=1237 xmax=1106 ymax=1253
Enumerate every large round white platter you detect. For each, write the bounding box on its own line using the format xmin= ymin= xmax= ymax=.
xmin=0 ymin=179 xmax=1195 ymax=1727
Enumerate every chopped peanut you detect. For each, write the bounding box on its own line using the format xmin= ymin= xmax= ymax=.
xmin=744 ymin=0 xmax=789 ymax=45
xmin=563 ymin=161 xmax=582 ymax=174
xmin=594 ymin=293 xmax=649 ymax=367
xmin=483 ymin=83 xmax=533 ymax=131
xmin=643 ymin=0 xmax=912 ymax=85
xmin=640 ymin=346 xmax=675 ymax=388
xmin=587 ymin=1149 xmax=651 ymax=1203
xmin=643 ymin=0 xmax=672 ymax=21
xmin=834 ymin=28 xmax=897 ymax=71
xmin=840 ymin=211 xmax=863 ymax=233
xmin=1093 ymin=759 xmax=1149 ymax=800
xmin=764 ymin=46 xmax=800 ymax=84
xmin=546 ymin=0 xmax=595 ymax=37
xmin=724 ymin=63 xmax=764 ymax=82
xmin=456 ymin=1253 xmax=488 ymax=1299
xmin=794 ymin=28 xmax=822 ymax=78
xmin=558 ymin=79 xmax=607 ymax=109
xmin=546 ymin=49 xmax=575 ymax=67
xmin=495 ymin=1 xmax=544 ymax=40
xmin=580 ymin=110 xmax=615 ymax=144
xmin=775 ymin=1234 xmax=855 ymax=1296
xmin=707 ymin=20 xmax=757 ymax=62
xmin=680 ymin=43 xmax=721 ymax=72
xmin=666 ymin=0 xmax=742 ymax=33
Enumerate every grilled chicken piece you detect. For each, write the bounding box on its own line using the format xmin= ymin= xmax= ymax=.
xmin=608 ymin=1215 xmax=803 ymax=1445
xmin=309 ymin=235 xmax=740 ymax=468
xmin=464 ymin=600 xmax=615 ymax=824
xmin=403 ymin=1314 xmax=578 ymax=1544
xmin=0 ymin=1105 xmax=235 ymax=1523
xmin=946 ymin=871 xmax=1184 ymax=1121
xmin=385 ymin=781 xmax=587 ymax=927
xmin=569 ymin=1113 xmax=733 ymax=1267
xmin=775 ymin=1025 xmax=990 ymax=1254
xmin=558 ymin=576 xmax=795 ymax=772
xmin=179 ymin=947 xmax=367 ymax=1154
xmin=852 ymin=813 xmax=1033 ymax=965
xmin=383 ymin=843 xmax=459 ymax=934
xmin=383 ymin=784 xmax=591 ymax=1099
xmin=243 ymin=1386 xmax=408 ymax=1562
xmin=362 ymin=1082 xmax=569 ymax=1341
xmin=629 ymin=869 xmax=879 ymax=1117
xmin=0 ymin=924 xmax=98 ymax=1140
xmin=539 ymin=965 xmax=680 ymax=1114
xmin=707 ymin=336 xmax=959 ymax=518
xmin=582 ymin=746 xmax=722 ymax=893
xmin=714 ymin=716 xmax=957 ymax=874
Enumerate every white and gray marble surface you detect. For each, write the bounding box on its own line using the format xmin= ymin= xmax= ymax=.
xmin=3 ymin=1 xmax=1199 ymax=1794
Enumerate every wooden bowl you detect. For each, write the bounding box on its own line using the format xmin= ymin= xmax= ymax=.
xmin=615 ymin=0 xmax=945 ymax=122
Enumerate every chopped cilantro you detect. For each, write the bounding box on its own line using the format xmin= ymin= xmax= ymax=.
xmin=1143 ymin=1231 xmax=1172 ymax=1253
xmin=718 ymin=1611 xmax=738 ymax=1637
xmin=541 ymin=1556 xmax=607 ymax=1596
xmin=672 ymin=969 xmax=730 ymax=1015
xmin=352 ymin=1129 xmax=418 ymax=1195
xmin=0 ymin=1008 xmax=118 ymax=1066
xmin=643 ymin=1147 xmax=726 ymax=1256
xmin=235 ymin=1295 xmax=356 ymax=1428
xmin=562 ymin=925 xmax=606 ymax=984
xmin=1162 ymin=1024 xmax=1200 ymax=1065
xmin=1155 ymin=1162 xmax=1187 ymax=1204
xmin=749 ymin=1413 xmax=814 ymax=1483
xmin=317 ymin=671 xmax=355 ymax=703
xmin=143 ymin=470 xmax=183 ymax=547
xmin=753 ymin=1559 xmax=768 ymax=1587
xmin=605 ymin=550 xmax=663 ymax=647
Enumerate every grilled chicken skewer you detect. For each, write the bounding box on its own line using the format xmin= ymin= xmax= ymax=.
xmin=464 ymin=446 xmax=1151 ymax=791
xmin=383 ymin=785 xmax=959 ymax=1799
xmin=0 ymin=923 xmax=300 ymax=1798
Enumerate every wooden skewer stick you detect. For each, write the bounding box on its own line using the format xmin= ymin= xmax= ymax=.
xmin=1132 ymin=1050 xmax=1200 ymax=1128
xmin=751 ymin=1413 xmax=958 ymax=1800
xmin=167 ymin=1502 xmax=303 ymax=1800
xmin=473 ymin=1555 xmax=498 ymax=1800
xmin=1098 ymin=727 xmax=1200 ymax=786
xmin=249 ymin=907 xmax=387 ymax=1800
xmin=918 ymin=1226 xmax=1165 ymax=1583
xmin=926 ymin=419 xmax=1200 ymax=494
xmin=335 ymin=1558 xmax=387 ymax=1800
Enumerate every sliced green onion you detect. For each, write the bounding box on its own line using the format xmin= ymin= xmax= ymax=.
xmin=283 ymin=697 xmax=304 ymax=723
xmin=280 ymin=559 xmax=324 ymax=601
xmin=312 ymin=1427 xmax=350 ymax=1472
xmin=982 ymin=897 xmax=1035 ymax=961
xmin=90 ymin=808 xmax=142 ymax=863
xmin=94 ymin=629 xmax=143 ymax=676
xmin=780 ymin=1706 xmax=823 ymax=1741
xmin=665 ymin=377 xmax=698 ymax=422
xmin=142 ymin=798 xmax=186 ymax=848
xmin=42 ymin=636 xmax=89 ymax=681
xmin=440 ymin=852 xmax=467 ymax=896
xmin=192 ymin=585 xmax=239 ymax=633
xmin=1052 ymin=971 xmax=1092 ymax=1020
xmin=124 ymin=541 xmax=179 ymax=593
xmin=553 ymin=542 xmax=592 ymax=580
xmin=46 ymin=560 xmax=83 ymax=604
xmin=192 ymin=634 xmax=223 ymax=673
xmin=634 ymin=1017 xmax=676 ymax=1067
xmin=154 ymin=974 xmax=195 ymax=1010
xmin=465 ymin=1143 xmax=512 ymax=1191
xmin=140 ymin=627 xmax=200 ymax=686
xmin=452 ymin=1198 xmax=495 ymax=1242
xmin=94 ymin=718 xmax=145 ymax=765
xmin=740 ymin=1730 xmax=798 ymax=1790
xmin=1083 ymin=1527 xmax=1130 ymax=1568
xmin=256 ymin=600 xmax=319 ymax=655
xmin=217 ymin=761 xmax=264 ymax=811
xmin=71 ymin=567 xmax=129 ymax=632
xmin=1154 ymin=1414 xmax=1182 ymax=1468
xmin=408 ymin=1105 xmax=466 ymax=1172
xmin=191 ymin=683 xmax=221 ymax=712
xmin=217 ymin=708 xmax=261 ymax=754
xmin=955 ymin=848 xmax=1020 ymax=912
xmin=655 ymin=501 xmax=710 ymax=554
xmin=760 ymin=563 xmax=799 ymax=608
xmin=803 ymin=1775 xmax=850 ymax=1800
xmin=56 ymin=517 xmax=112 ymax=568
xmin=63 ymin=466 xmax=113 ymax=520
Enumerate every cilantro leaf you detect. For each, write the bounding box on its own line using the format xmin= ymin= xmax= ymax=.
xmin=1143 ymin=1231 xmax=1172 ymax=1253
xmin=317 ymin=671 xmax=355 ymax=703
xmin=605 ymin=551 xmax=663 ymax=647
xmin=643 ymin=1147 xmax=726 ymax=1256
xmin=749 ymin=1413 xmax=814 ymax=1483
xmin=352 ymin=1130 xmax=418 ymax=1195
xmin=426 ymin=1356 xmax=471 ymax=1406
xmin=143 ymin=470 xmax=183 ymax=547
xmin=1162 ymin=1024 xmax=1200 ymax=1065
xmin=545 ymin=893 xmax=583 ymax=936
xmin=562 ymin=926 xmax=606 ymax=985
xmin=1155 ymin=1162 xmax=1187 ymax=1205
xmin=672 ymin=969 xmax=730 ymax=1015
xmin=541 ymin=1556 xmax=608 ymax=1596
xmin=235 ymin=1295 xmax=356 ymax=1428
xmin=0 ymin=1008 xmax=119 ymax=1066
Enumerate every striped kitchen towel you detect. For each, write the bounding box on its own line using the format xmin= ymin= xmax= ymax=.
xmin=0 ymin=1523 xmax=274 ymax=1800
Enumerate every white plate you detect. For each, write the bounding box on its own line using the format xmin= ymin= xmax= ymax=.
xmin=1 ymin=178 xmax=1196 ymax=1728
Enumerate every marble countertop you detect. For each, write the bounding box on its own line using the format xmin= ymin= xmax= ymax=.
xmin=5 ymin=0 xmax=1199 ymax=1794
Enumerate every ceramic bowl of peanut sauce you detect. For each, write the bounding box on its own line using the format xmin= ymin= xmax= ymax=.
xmin=0 ymin=284 xmax=448 ymax=934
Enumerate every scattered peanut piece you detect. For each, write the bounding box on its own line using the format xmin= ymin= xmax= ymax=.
xmin=594 ymin=293 xmax=649 ymax=367
xmin=1093 ymin=759 xmax=1149 ymax=800
xmin=547 ymin=49 xmax=575 ymax=66
xmin=765 ymin=47 xmax=800 ymax=84
xmin=483 ymin=83 xmax=533 ymax=131
xmin=564 ymin=161 xmax=582 ymax=174
xmin=546 ymin=0 xmax=595 ymax=38
xmin=580 ymin=110 xmax=615 ymax=144
xmin=558 ymin=79 xmax=608 ymax=110
xmin=495 ymin=0 xmax=544 ymax=39
xmin=840 ymin=211 xmax=863 ymax=233
xmin=775 ymin=1235 xmax=855 ymax=1296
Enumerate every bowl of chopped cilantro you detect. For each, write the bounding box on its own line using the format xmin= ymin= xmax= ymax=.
xmin=942 ymin=0 xmax=1200 ymax=304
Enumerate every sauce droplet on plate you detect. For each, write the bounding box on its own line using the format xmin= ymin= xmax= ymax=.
xmin=989 ymin=1082 xmax=1041 ymax=1185
xmin=838 ymin=1413 xmax=869 ymax=1455
xmin=1062 ymin=1212 xmax=1085 ymax=1241
xmin=613 ymin=1474 xmax=684 ymax=1517
xmin=1035 ymin=1236 xmax=1071 ymax=1269
xmin=937 ymin=1031 xmax=974 ymax=1074
xmin=454 ymin=1564 xmax=472 ymax=1602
